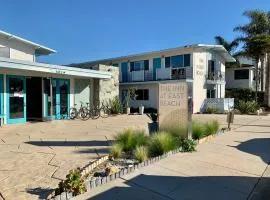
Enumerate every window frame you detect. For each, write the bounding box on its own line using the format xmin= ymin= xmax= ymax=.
xmin=234 ymin=69 xmax=249 ymax=80
xmin=135 ymin=89 xmax=149 ymax=101
xmin=165 ymin=54 xmax=191 ymax=68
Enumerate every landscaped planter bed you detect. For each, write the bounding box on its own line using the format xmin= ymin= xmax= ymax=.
xmin=48 ymin=121 xmax=225 ymax=200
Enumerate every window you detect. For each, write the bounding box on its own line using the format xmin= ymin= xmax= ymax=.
xmin=130 ymin=62 xmax=134 ymax=72
xmin=171 ymin=55 xmax=183 ymax=68
xmin=165 ymin=54 xmax=191 ymax=68
xmin=135 ymin=89 xmax=149 ymax=100
xmin=165 ymin=57 xmax=170 ymax=68
xmin=208 ymin=60 xmax=215 ymax=73
xmin=184 ymin=54 xmax=191 ymax=67
xmin=144 ymin=60 xmax=149 ymax=71
xmin=207 ymin=89 xmax=216 ymax=98
xmin=130 ymin=60 xmax=149 ymax=71
xmin=112 ymin=63 xmax=119 ymax=67
xmin=234 ymin=69 xmax=249 ymax=80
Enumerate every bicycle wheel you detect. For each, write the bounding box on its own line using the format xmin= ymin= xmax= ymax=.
xmin=69 ymin=107 xmax=78 ymax=119
xmin=90 ymin=108 xmax=100 ymax=119
xmin=100 ymin=107 xmax=109 ymax=118
xmin=79 ymin=107 xmax=91 ymax=121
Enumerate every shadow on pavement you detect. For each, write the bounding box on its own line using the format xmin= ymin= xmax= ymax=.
xmin=25 ymin=140 xmax=111 ymax=147
xmin=26 ymin=187 xmax=54 ymax=200
xmin=84 ymin=174 xmax=269 ymax=200
xmin=235 ymin=138 xmax=270 ymax=164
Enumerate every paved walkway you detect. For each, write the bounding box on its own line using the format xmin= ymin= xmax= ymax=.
xmin=0 ymin=115 xmax=149 ymax=200
xmin=74 ymin=115 xmax=270 ymax=200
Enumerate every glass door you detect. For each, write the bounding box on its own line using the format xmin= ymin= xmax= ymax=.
xmin=58 ymin=79 xmax=69 ymax=119
xmin=7 ymin=76 xmax=26 ymax=124
xmin=0 ymin=74 xmax=3 ymax=116
xmin=48 ymin=79 xmax=69 ymax=120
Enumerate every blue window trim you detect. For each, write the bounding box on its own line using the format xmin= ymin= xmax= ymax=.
xmin=153 ymin=58 xmax=161 ymax=80
xmin=6 ymin=75 xmax=26 ymax=124
xmin=0 ymin=74 xmax=3 ymax=115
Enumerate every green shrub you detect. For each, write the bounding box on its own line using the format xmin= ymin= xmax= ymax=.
xmin=132 ymin=130 xmax=149 ymax=147
xmin=56 ymin=168 xmax=86 ymax=196
xmin=237 ymin=100 xmax=260 ymax=114
xmin=114 ymin=129 xmax=148 ymax=152
xmin=192 ymin=122 xmax=206 ymax=140
xmin=212 ymin=120 xmax=220 ymax=133
xmin=160 ymin=125 xmax=187 ymax=140
xmin=180 ymin=139 xmax=196 ymax=152
xmin=134 ymin=146 xmax=148 ymax=162
xmin=204 ymin=121 xmax=218 ymax=136
xmin=148 ymin=132 xmax=178 ymax=157
xmin=225 ymin=88 xmax=264 ymax=107
xmin=206 ymin=106 xmax=217 ymax=114
xmin=110 ymin=143 xmax=123 ymax=159
xmin=109 ymin=97 xmax=123 ymax=114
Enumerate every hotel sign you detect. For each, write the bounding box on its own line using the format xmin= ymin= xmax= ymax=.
xmin=158 ymin=83 xmax=188 ymax=136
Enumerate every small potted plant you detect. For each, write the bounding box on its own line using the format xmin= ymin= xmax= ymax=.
xmin=125 ymin=88 xmax=136 ymax=115
xmin=139 ymin=104 xmax=144 ymax=115
xmin=147 ymin=112 xmax=159 ymax=135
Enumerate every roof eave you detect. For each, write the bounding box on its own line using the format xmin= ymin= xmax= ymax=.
xmin=0 ymin=30 xmax=56 ymax=56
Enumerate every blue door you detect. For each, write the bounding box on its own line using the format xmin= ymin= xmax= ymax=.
xmin=153 ymin=58 xmax=161 ymax=80
xmin=121 ymin=62 xmax=128 ymax=82
xmin=7 ymin=75 xmax=26 ymax=124
xmin=54 ymin=79 xmax=70 ymax=120
xmin=0 ymin=74 xmax=3 ymax=116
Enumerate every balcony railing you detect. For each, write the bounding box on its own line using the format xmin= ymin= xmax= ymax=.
xmin=206 ymin=72 xmax=225 ymax=84
xmin=120 ymin=67 xmax=193 ymax=83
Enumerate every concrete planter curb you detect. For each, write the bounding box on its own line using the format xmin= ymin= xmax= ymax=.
xmin=49 ymin=129 xmax=224 ymax=199
xmin=195 ymin=129 xmax=224 ymax=145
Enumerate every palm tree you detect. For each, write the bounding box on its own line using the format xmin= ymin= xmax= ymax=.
xmin=234 ymin=10 xmax=270 ymax=102
xmin=214 ymin=36 xmax=239 ymax=54
xmin=214 ymin=36 xmax=239 ymax=67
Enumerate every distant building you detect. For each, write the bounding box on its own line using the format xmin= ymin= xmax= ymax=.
xmin=225 ymin=56 xmax=266 ymax=91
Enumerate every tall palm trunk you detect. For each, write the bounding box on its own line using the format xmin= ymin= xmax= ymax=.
xmin=264 ymin=53 xmax=270 ymax=107
xmin=260 ymin=57 xmax=265 ymax=91
xmin=255 ymin=60 xmax=259 ymax=102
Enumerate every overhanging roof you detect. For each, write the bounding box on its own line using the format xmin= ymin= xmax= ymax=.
xmin=72 ymin=44 xmax=236 ymax=67
xmin=195 ymin=44 xmax=236 ymax=62
xmin=0 ymin=57 xmax=111 ymax=79
xmin=0 ymin=30 xmax=56 ymax=56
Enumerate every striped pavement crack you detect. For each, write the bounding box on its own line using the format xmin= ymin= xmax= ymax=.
xmin=0 ymin=191 xmax=5 ymax=200
xmin=247 ymin=164 xmax=270 ymax=200
xmin=1 ymin=139 xmax=5 ymax=143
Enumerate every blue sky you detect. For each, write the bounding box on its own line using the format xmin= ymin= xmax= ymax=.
xmin=1 ymin=0 xmax=269 ymax=65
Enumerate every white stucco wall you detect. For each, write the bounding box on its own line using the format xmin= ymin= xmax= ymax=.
xmin=226 ymin=68 xmax=254 ymax=90
xmin=73 ymin=79 xmax=92 ymax=107
xmin=192 ymin=52 xmax=207 ymax=113
xmin=0 ymin=35 xmax=35 ymax=61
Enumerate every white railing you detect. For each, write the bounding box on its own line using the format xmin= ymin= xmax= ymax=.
xmin=202 ymin=98 xmax=234 ymax=113
xmin=131 ymin=70 xmax=144 ymax=82
xmin=156 ymin=68 xmax=171 ymax=80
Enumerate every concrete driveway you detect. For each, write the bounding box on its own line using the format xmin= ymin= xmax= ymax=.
xmin=0 ymin=115 xmax=149 ymax=200
xmin=74 ymin=114 xmax=270 ymax=200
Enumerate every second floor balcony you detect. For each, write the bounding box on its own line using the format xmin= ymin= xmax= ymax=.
xmin=120 ymin=67 xmax=193 ymax=83
xmin=206 ymin=72 xmax=225 ymax=84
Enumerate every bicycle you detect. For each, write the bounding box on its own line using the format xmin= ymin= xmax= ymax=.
xmin=69 ymin=102 xmax=90 ymax=120
xmin=100 ymin=101 xmax=111 ymax=118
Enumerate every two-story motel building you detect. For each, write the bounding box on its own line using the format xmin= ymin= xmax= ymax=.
xmin=72 ymin=44 xmax=236 ymax=113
